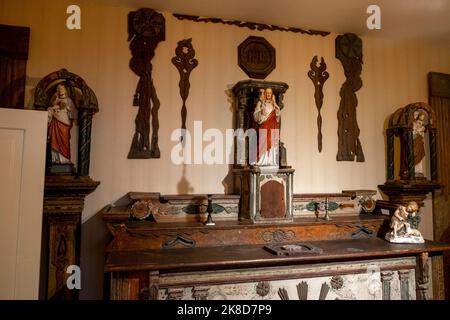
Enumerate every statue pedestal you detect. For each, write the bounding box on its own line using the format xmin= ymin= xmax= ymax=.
xmin=378 ymin=180 xmax=440 ymax=209
xmin=385 ymin=232 xmax=425 ymax=244
xmin=43 ymin=175 xmax=99 ymax=299
xmin=233 ymin=166 xmax=294 ymax=223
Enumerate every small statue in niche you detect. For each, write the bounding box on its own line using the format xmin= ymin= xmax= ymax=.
xmin=252 ymin=87 xmax=281 ymax=167
xmin=413 ymin=110 xmax=427 ymax=178
xmin=47 ymin=83 xmax=77 ymax=164
xmin=385 ymin=201 xmax=424 ymax=243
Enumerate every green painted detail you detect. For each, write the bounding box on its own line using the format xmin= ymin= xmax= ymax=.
xmin=182 ymin=204 xmax=226 ymax=214
xmin=306 ymin=201 xmax=339 ymax=212
xmin=327 ymin=202 xmax=339 ymax=211
xmin=306 ymin=202 xmax=317 ymax=211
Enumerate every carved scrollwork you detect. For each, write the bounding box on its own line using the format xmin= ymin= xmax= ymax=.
xmin=262 ymin=229 xmax=295 ymax=243
xmin=256 ymin=281 xmax=270 ymax=297
xmin=162 ymin=234 xmax=196 ymax=249
xmin=166 ymin=288 xmax=184 ymax=300
xmin=192 ymin=287 xmax=209 ymax=300
xmin=351 ymin=226 xmax=374 ymax=238
xmin=330 ymin=276 xmax=344 ymax=290
xmin=130 ymin=200 xmax=151 ymax=220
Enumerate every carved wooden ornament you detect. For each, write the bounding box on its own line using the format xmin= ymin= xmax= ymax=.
xmin=173 ymin=14 xmax=330 ymax=37
xmin=127 ymin=8 xmax=165 ymax=159
xmin=335 ymin=33 xmax=365 ymax=162
xmin=308 ymin=56 xmax=329 ymax=152
xmin=172 ymin=38 xmax=198 ymax=140
xmin=238 ymin=36 xmax=275 ymax=79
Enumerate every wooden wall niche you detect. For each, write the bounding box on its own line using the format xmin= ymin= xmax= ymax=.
xmin=34 ymin=68 xmax=98 ymax=176
xmin=378 ymin=102 xmax=439 ymax=211
xmin=34 ymin=69 xmax=100 ymax=299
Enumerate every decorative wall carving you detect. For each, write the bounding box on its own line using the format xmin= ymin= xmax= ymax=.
xmin=238 ymin=36 xmax=275 ymax=79
xmin=173 ymin=14 xmax=330 ymax=37
xmin=335 ymin=33 xmax=365 ymax=162
xmin=172 ymin=38 xmax=198 ymax=139
xmin=127 ymin=8 xmax=165 ymax=158
xmin=308 ymin=56 xmax=329 ymax=152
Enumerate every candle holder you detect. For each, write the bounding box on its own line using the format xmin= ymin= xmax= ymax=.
xmin=323 ymin=197 xmax=331 ymax=221
xmin=314 ymin=202 xmax=320 ymax=220
xmin=204 ymin=194 xmax=215 ymax=226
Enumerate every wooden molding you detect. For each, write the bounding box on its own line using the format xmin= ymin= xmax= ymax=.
xmin=173 ymin=14 xmax=329 ymax=37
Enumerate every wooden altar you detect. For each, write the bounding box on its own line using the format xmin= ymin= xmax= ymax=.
xmin=102 ymin=192 xmax=450 ymax=300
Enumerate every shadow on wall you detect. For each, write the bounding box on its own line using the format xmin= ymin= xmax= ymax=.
xmin=178 ymin=164 xmax=194 ymax=194
xmin=79 ymin=209 xmax=110 ymax=300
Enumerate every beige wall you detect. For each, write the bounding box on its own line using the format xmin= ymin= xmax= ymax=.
xmin=2 ymin=0 xmax=450 ymax=298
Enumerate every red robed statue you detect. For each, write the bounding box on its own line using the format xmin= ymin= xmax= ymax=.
xmin=252 ymin=88 xmax=280 ymax=167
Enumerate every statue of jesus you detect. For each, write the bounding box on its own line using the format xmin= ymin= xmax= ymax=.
xmin=252 ymin=87 xmax=280 ymax=167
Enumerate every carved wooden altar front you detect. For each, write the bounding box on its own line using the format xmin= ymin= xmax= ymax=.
xmin=103 ymin=192 xmax=450 ymax=300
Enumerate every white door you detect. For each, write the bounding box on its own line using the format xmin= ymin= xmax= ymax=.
xmin=0 ymin=108 xmax=47 ymax=299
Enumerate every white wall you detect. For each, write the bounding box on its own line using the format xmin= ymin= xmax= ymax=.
xmin=1 ymin=0 xmax=450 ymax=298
